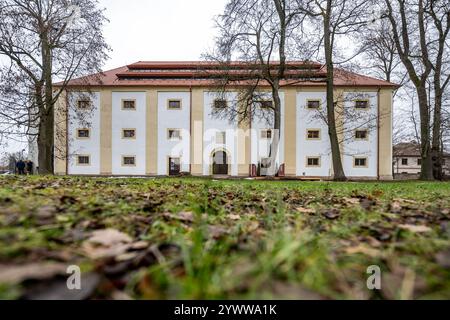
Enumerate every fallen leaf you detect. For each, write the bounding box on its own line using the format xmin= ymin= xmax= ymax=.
xmin=0 ymin=263 xmax=67 ymax=285
xmin=228 ymin=214 xmax=241 ymax=220
xmin=163 ymin=211 xmax=194 ymax=223
xmin=389 ymin=201 xmax=402 ymax=213
xmin=296 ymin=207 xmax=315 ymax=214
xmin=322 ymin=208 xmax=340 ymax=220
xmin=207 ymin=225 xmax=228 ymax=239
xmin=398 ymin=224 xmax=432 ymax=233
xmin=343 ymin=197 xmax=360 ymax=205
xmin=83 ymin=229 xmax=132 ymax=259
xmin=345 ymin=245 xmax=381 ymax=258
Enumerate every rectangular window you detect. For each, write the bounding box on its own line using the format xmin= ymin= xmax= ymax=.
xmin=77 ymin=155 xmax=90 ymax=166
xmin=354 ymin=157 xmax=368 ymax=167
xmin=307 ymin=99 xmax=320 ymax=109
xmin=168 ymin=129 xmax=181 ymax=140
xmin=402 ymin=158 xmax=408 ymax=165
xmin=77 ymin=129 xmax=90 ymax=139
xmin=122 ymin=129 xmax=136 ymax=139
xmin=122 ymin=100 xmax=136 ymax=110
xmin=261 ymin=129 xmax=272 ymax=139
xmin=122 ymin=156 xmax=136 ymax=166
xmin=216 ymin=131 xmax=226 ymax=144
xmin=307 ymin=129 xmax=321 ymax=140
xmin=167 ymin=99 xmax=182 ymax=110
xmin=355 ymin=100 xmax=369 ymax=109
xmin=214 ymin=99 xmax=227 ymax=109
xmin=169 ymin=157 xmax=181 ymax=176
xmin=417 ymin=159 xmax=422 ymax=165
xmin=257 ymin=100 xmax=273 ymax=109
xmin=306 ymin=157 xmax=321 ymax=167
xmin=355 ymin=129 xmax=368 ymax=140
xmin=77 ymin=100 xmax=91 ymax=110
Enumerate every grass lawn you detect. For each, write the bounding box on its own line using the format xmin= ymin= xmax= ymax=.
xmin=0 ymin=176 xmax=449 ymax=300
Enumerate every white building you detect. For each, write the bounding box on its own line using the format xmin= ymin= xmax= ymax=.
xmin=53 ymin=61 xmax=397 ymax=180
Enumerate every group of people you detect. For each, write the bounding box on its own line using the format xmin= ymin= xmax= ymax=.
xmin=15 ymin=160 xmax=34 ymax=175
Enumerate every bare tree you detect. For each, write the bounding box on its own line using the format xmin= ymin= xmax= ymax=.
xmin=383 ymin=0 xmax=450 ymax=180
xmin=205 ymin=0 xmax=321 ymax=176
xmin=298 ymin=0 xmax=370 ymax=181
xmin=0 ymin=0 xmax=110 ymax=174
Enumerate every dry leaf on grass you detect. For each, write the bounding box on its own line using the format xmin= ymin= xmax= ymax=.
xmin=398 ymin=224 xmax=432 ymax=233
xmin=228 ymin=214 xmax=241 ymax=220
xmin=82 ymin=228 xmax=132 ymax=259
xmin=0 ymin=262 xmax=67 ymax=285
xmin=163 ymin=211 xmax=194 ymax=223
xmin=345 ymin=245 xmax=382 ymax=258
xmin=296 ymin=207 xmax=315 ymax=214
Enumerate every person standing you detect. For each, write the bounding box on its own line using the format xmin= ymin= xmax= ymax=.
xmin=26 ymin=161 xmax=33 ymax=175
xmin=16 ymin=160 xmax=26 ymax=175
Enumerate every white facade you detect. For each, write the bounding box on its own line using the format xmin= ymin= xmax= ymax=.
xmin=68 ymin=91 xmax=101 ymax=175
xmin=62 ymin=89 xmax=384 ymax=179
xmin=296 ymin=91 xmax=332 ymax=177
xmin=157 ymin=92 xmax=191 ymax=175
xmin=203 ymin=92 xmax=239 ymax=176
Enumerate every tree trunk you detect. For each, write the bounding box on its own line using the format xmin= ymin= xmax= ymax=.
xmin=268 ymin=82 xmax=282 ymax=177
xmin=38 ymin=30 xmax=55 ymax=174
xmin=417 ymin=86 xmax=433 ymax=180
xmin=431 ymin=75 xmax=443 ymax=180
xmin=324 ymin=2 xmax=346 ymax=181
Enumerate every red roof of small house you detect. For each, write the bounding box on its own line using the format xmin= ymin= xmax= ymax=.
xmin=55 ymin=61 xmax=400 ymax=88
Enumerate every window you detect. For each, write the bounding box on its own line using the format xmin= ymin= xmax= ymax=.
xmin=261 ymin=129 xmax=272 ymax=139
xmin=122 ymin=129 xmax=136 ymax=139
xmin=214 ymin=99 xmax=227 ymax=109
xmin=355 ymin=129 xmax=368 ymax=140
xmin=402 ymin=158 xmax=408 ymax=165
xmin=216 ymin=131 xmax=226 ymax=144
xmin=307 ymin=129 xmax=321 ymax=140
xmin=307 ymin=99 xmax=320 ymax=109
xmin=77 ymin=155 xmax=90 ymax=166
xmin=77 ymin=129 xmax=90 ymax=139
xmin=257 ymin=100 xmax=273 ymax=109
xmin=122 ymin=100 xmax=136 ymax=110
xmin=306 ymin=157 xmax=321 ymax=167
xmin=122 ymin=156 xmax=136 ymax=166
xmin=355 ymin=100 xmax=369 ymax=109
xmin=354 ymin=157 xmax=368 ymax=167
xmin=167 ymin=99 xmax=182 ymax=110
xmin=77 ymin=100 xmax=90 ymax=110
xmin=417 ymin=159 xmax=422 ymax=165
xmin=168 ymin=129 xmax=181 ymax=140
xmin=169 ymin=157 xmax=181 ymax=176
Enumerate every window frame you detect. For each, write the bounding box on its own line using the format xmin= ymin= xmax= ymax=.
xmin=306 ymin=99 xmax=321 ymax=110
xmin=213 ymin=99 xmax=228 ymax=109
xmin=306 ymin=129 xmax=321 ymax=140
xmin=76 ymin=128 xmax=90 ymax=139
xmin=256 ymin=100 xmax=273 ymax=109
xmin=167 ymin=99 xmax=182 ymax=110
xmin=355 ymin=129 xmax=369 ymax=141
xmin=76 ymin=154 xmax=91 ymax=166
xmin=121 ymin=99 xmax=137 ymax=111
xmin=306 ymin=156 xmax=321 ymax=167
xmin=76 ymin=99 xmax=91 ymax=110
xmin=354 ymin=99 xmax=370 ymax=110
xmin=401 ymin=158 xmax=408 ymax=166
xmin=167 ymin=128 xmax=182 ymax=141
xmin=353 ymin=156 xmax=368 ymax=168
xmin=121 ymin=155 xmax=137 ymax=167
xmin=122 ymin=128 xmax=136 ymax=140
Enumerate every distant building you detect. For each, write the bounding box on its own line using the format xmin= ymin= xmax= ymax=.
xmin=393 ymin=142 xmax=450 ymax=177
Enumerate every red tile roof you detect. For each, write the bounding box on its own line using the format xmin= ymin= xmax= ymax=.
xmin=56 ymin=61 xmax=399 ymax=88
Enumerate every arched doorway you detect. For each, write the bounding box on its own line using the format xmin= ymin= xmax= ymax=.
xmin=212 ymin=150 xmax=228 ymax=175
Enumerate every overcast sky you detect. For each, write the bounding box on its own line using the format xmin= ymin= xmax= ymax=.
xmin=99 ymin=0 xmax=228 ymax=70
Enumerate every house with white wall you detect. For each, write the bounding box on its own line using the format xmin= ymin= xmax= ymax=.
xmin=54 ymin=61 xmax=397 ymax=180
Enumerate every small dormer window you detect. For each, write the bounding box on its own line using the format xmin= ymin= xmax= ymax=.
xmin=355 ymin=100 xmax=369 ymax=109
xmin=122 ymin=100 xmax=136 ymax=110
xmin=214 ymin=99 xmax=227 ymax=109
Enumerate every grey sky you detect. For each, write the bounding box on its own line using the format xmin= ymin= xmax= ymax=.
xmin=99 ymin=0 xmax=227 ymax=70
